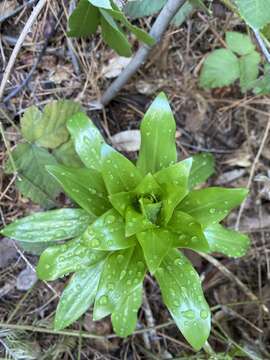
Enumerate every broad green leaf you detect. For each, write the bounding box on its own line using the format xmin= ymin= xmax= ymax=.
xmin=111 ymin=283 xmax=143 ymax=337
xmin=188 ymin=153 xmax=215 ymax=189
xmin=199 ymin=49 xmax=240 ymax=89
xmin=100 ymin=9 xmax=132 ymax=57
xmin=21 ymin=106 xmax=43 ymax=142
xmin=34 ymin=101 xmax=81 ymax=149
xmin=19 ymin=241 xmax=55 ymax=255
xmin=5 ymin=144 xmax=61 ymax=208
xmin=139 ymin=199 xmax=162 ymax=224
xmin=235 ymin=0 xmax=270 ymax=30
xmin=204 ymin=224 xmax=250 ymax=257
xmin=101 ymin=144 xmax=142 ymax=194
xmin=82 ymin=209 xmax=136 ymax=250
xmin=225 ymin=32 xmax=255 ymax=56
xmin=135 ymin=173 xmax=162 ymax=196
xmin=88 ymin=0 xmax=112 ymax=9
xmin=177 ymin=187 xmax=248 ymax=227
xmin=155 ymin=249 xmax=211 ymax=350
xmin=47 ymin=165 xmax=110 ymax=216
xmin=167 ymin=211 xmax=210 ymax=252
xmin=67 ymin=112 xmax=104 ymax=171
xmin=239 ymin=52 xmax=260 ymax=92
xmin=172 ymin=1 xmax=194 ymax=26
xmin=137 ymin=229 xmax=174 ymax=273
xmin=109 ymin=191 xmax=134 ymax=216
xmin=68 ymin=0 xmax=100 ymax=37
xmin=1 ymin=209 xmax=91 ymax=243
xmin=137 ymin=92 xmax=177 ymax=175
xmin=124 ymin=0 xmax=165 ymax=18
xmin=125 ymin=206 xmax=155 ymax=237
xmin=93 ymin=246 xmax=146 ymax=320
xmin=52 ymin=140 xmax=83 ymax=168
xmin=37 ymin=237 xmax=107 ymax=280
xmin=54 ymin=261 xmax=105 ymax=330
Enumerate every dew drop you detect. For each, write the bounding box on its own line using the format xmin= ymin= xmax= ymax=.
xmin=200 ymin=309 xmax=209 ymax=319
xmin=209 ymin=208 xmax=216 ymax=214
xmin=191 ymin=236 xmax=198 ymax=242
xmin=182 ymin=309 xmax=195 ymax=320
xmin=117 ymin=254 xmax=124 ymax=263
xmin=99 ymin=295 xmax=108 ymax=305
xmin=120 ymin=270 xmax=126 ymax=280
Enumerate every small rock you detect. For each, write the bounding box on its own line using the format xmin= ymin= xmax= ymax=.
xmin=16 ymin=266 xmax=37 ymax=291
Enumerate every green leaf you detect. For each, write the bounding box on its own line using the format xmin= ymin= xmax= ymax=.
xmin=88 ymin=0 xmax=112 ymax=9
xmin=225 ymin=31 xmax=255 ymax=56
xmin=100 ymin=9 xmax=132 ymax=57
xmin=22 ymin=101 xmax=81 ymax=149
xmin=155 ymin=249 xmax=211 ymax=350
xmin=235 ymin=0 xmax=270 ymax=30
xmin=68 ymin=0 xmax=100 ymax=37
xmin=111 ymin=283 xmax=143 ymax=337
xmin=239 ymin=52 xmax=260 ymax=92
xmin=137 ymin=92 xmax=177 ymax=175
xmin=125 ymin=206 xmax=155 ymax=237
xmin=101 ymin=144 xmax=142 ymax=194
xmin=47 ymin=165 xmax=110 ymax=216
xmin=5 ymin=144 xmax=61 ymax=208
xmin=19 ymin=241 xmax=55 ymax=255
xmin=172 ymin=1 xmax=194 ymax=26
xmin=67 ymin=112 xmax=104 ymax=171
xmin=109 ymin=191 xmax=134 ymax=216
xmin=93 ymin=246 xmax=146 ymax=320
xmin=253 ymin=65 xmax=270 ymax=94
xmin=135 ymin=173 xmax=162 ymax=196
xmin=54 ymin=261 xmax=105 ymax=330
xmin=200 ymin=49 xmax=240 ymax=89
xmin=139 ymin=200 xmax=162 ymax=224
xmin=177 ymin=187 xmax=248 ymax=227
xmin=124 ymin=0 xmax=165 ymax=18
xmin=37 ymin=237 xmax=107 ymax=280
xmin=82 ymin=209 xmax=136 ymax=250
xmin=52 ymin=140 xmax=83 ymax=168
xmin=137 ymin=229 xmax=173 ymax=273
xmin=204 ymin=224 xmax=250 ymax=257
xmin=1 ymin=208 xmax=91 ymax=243
xmin=188 ymin=153 xmax=215 ymax=189
xmin=167 ymin=211 xmax=210 ymax=252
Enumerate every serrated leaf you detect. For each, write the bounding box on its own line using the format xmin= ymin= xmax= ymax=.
xmin=100 ymin=9 xmax=132 ymax=57
xmin=101 ymin=144 xmax=142 ymax=194
xmin=204 ymin=224 xmax=250 ymax=257
xmin=82 ymin=209 xmax=136 ymax=250
xmin=188 ymin=153 xmax=215 ymax=189
xmin=54 ymin=260 xmax=105 ymax=330
xmin=177 ymin=187 xmax=248 ymax=227
xmin=47 ymin=165 xmax=110 ymax=216
xmin=67 ymin=112 xmax=104 ymax=171
xmin=239 ymin=52 xmax=260 ymax=92
xmin=68 ymin=0 xmax=100 ymax=37
xmin=1 ymin=209 xmax=91 ymax=243
xmin=137 ymin=229 xmax=174 ymax=273
xmin=137 ymin=92 xmax=177 ymax=175
xmin=225 ymin=31 xmax=255 ymax=56
xmin=52 ymin=140 xmax=83 ymax=168
xmin=89 ymin=0 xmax=112 ymax=9
xmin=155 ymin=249 xmax=211 ymax=350
xmin=93 ymin=246 xmax=146 ymax=320
xmin=168 ymin=211 xmax=210 ymax=252
xmin=200 ymin=49 xmax=240 ymax=89
xmin=32 ymin=100 xmax=81 ymax=149
xmin=125 ymin=206 xmax=155 ymax=236
xmin=21 ymin=106 xmax=43 ymax=142
xmin=235 ymin=0 xmax=270 ymax=30
xmin=37 ymin=237 xmax=107 ymax=280
xmin=5 ymin=143 xmax=61 ymax=208
xmin=111 ymin=283 xmax=142 ymax=337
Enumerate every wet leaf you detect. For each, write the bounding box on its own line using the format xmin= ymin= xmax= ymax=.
xmin=52 ymin=140 xmax=83 ymax=168
xmin=125 ymin=206 xmax=155 ymax=237
xmin=188 ymin=153 xmax=215 ymax=189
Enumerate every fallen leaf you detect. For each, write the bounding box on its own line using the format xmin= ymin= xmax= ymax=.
xmin=216 ymin=169 xmax=246 ymax=185
xmin=223 ymin=142 xmax=251 ymax=168
xmin=102 ymin=56 xmax=131 ymax=78
xmin=16 ymin=266 xmax=37 ymax=291
xmin=111 ymin=130 xmax=141 ymax=152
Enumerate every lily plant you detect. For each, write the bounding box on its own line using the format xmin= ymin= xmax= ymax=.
xmin=1 ymin=93 xmax=250 ymax=350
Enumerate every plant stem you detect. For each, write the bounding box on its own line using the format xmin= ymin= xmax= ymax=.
xmin=98 ymin=0 xmax=187 ymax=107
xmin=253 ymin=29 xmax=270 ymax=64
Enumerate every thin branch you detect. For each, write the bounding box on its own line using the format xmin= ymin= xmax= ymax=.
xmin=97 ymin=0 xmax=187 ymax=108
xmin=253 ymin=29 xmax=270 ymax=64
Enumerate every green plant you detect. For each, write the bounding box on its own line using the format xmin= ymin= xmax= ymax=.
xmin=1 ymin=93 xmax=250 ymax=350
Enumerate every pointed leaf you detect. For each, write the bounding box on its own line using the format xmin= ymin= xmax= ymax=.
xmin=1 ymin=209 xmax=91 ymax=243
xmin=101 ymin=144 xmax=142 ymax=194
xmin=139 ymin=200 xmax=162 ymax=224
xmin=109 ymin=191 xmax=134 ymax=216
xmin=111 ymin=283 xmax=143 ymax=337
xmin=136 ymin=173 xmax=162 ymax=196
xmin=89 ymin=0 xmax=112 ymax=9
xmin=37 ymin=237 xmax=107 ymax=280
xmin=47 ymin=165 xmax=110 ymax=216
xmin=168 ymin=211 xmax=210 ymax=252
xmin=54 ymin=261 xmax=105 ymax=330
xmin=68 ymin=0 xmax=100 ymax=37
xmin=188 ymin=153 xmax=215 ymax=189
xmin=52 ymin=140 xmax=83 ymax=168
xmin=67 ymin=112 xmax=105 ymax=171
xmin=137 ymin=229 xmax=173 ymax=273
xmin=93 ymin=246 xmax=146 ymax=320
xmin=137 ymin=92 xmax=177 ymax=175
xmin=225 ymin=31 xmax=255 ymax=56
xmin=177 ymin=187 xmax=248 ymax=227
xmin=83 ymin=209 xmax=136 ymax=250
xmin=125 ymin=206 xmax=155 ymax=237
xmin=155 ymin=249 xmax=211 ymax=350
xmin=204 ymin=224 xmax=250 ymax=257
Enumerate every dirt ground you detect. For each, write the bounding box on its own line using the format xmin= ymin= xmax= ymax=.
xmin=1 ymin=1 xmax=270 ymax=359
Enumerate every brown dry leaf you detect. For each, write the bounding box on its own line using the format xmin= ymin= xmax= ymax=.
xmin=50 ymin=65 xmax=73 ymax=83
xmin=111 ymin=130 xmax=141 ymax=152
xmin=0 ymin=0 xmax=17 ymax=20
xmin=216 ymin=169 xmax=246 ymax=185
xmin=223 ymin=142 xmax=251 ymax=168
xmin=101 ymin=56 xmax=131 ymax=78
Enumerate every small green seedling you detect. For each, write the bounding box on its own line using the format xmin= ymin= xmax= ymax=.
xmin=1 ymin=93 xmax=250 ymax=350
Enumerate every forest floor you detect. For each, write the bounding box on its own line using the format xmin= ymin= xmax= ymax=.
xmin=0 ymin=1 xmax=270 ymax=359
